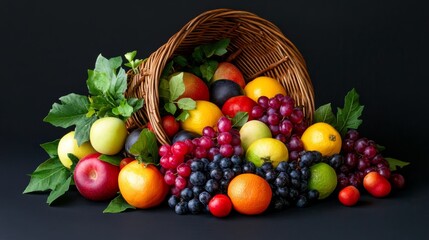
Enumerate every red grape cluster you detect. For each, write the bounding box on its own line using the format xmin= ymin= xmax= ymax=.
xmin=250 ymin=94 xmax=308 ymax=161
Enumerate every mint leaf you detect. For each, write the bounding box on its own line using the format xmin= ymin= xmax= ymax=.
xmin=47 ymin=175 xmax=72 ymax=205
xmin=169 ymin=73 xmax=185 ymax=101
xmin=99 ymin=155 xmax=122 ymax=166
xmin=129 ymin=129 xmax=159 ymax=164
xmin=23 ymin=157 xmax=69 ymax=193
xmin=200 ymin=60 xmax=218 ymax=82
xmin=103 ymin=194 xmax=135 ymax=213
xmin=177 ymin=98 xmax=196 ymax=110
xmin=386 ymin=158 xmax=410 ymax=171
xmin=43 ymin=93 xmax=91 ymax=128
xmin=87 ymin=70 xmax=110 ymax=95
xmin=231 ymin=112 xmax=249 ymax=128
xmin=164 ymin=102 xmax=177 ymax=115
xmin=176 ymin=111 xmax=190 ymax=122
xmin=109 ymin=67 xmax=127 ymax=98
xmin=74 ymin=115 xmax=97 ymax=145
xmin=335 ymin=88 xmax=364 ymax=135
xmin=40 ymin=139 xmax=60 ymax=158
xmin=314 ymin=103 xmax=336 ymax=125
xmin=112 ymin=100 xmax=134 ymax=118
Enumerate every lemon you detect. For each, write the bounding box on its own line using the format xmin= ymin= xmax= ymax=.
xmin=308 ymin=162 xmax=337 ymax=199
xmin=244 ymin=76 xmax=287 ymax=102
xmin=245 ymin=138 xmax=288 ymax=167
xmin=57 ymin=131 xmax=97 ymax=169
xmin=181 ymin=100 xmax=223 ymax=135
xmin=301 ymin=122 xmax=342 ymax=156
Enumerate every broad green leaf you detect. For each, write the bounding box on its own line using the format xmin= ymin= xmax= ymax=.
xmin=159 ymin=78 xmax=170 ymax=102
xmin=112 ymin=100 xmax=134 ymax=118
xmin=23 ymin=157 xmax=69 ymax=193
xmin=386 ymin=158 xmax=410 ymax=171
xmin=200 ymin=60 xmax=218 ymax=82
xmin=202 ymin=44 xmax=216 ymax=58
xmin=47 ymin=175 xmax=72 ymax=205
xmin=213 ymin=38 xmax=230 ymax=56
xmin=335 ymin=88 xmax=364 ymax=135
xmin=169 ymin=73 xmax=186 ymax=101
xmin=164 ymin=102 xmax=177 ymax=115
xmin=192 ymin=46 xmax=204 ymax=63
xmin=231 ymin=112 xmax=249 ymax=128
xmin=87 ymin=70 xmax=110 ymax=95
xmin=103 ymin=194 xmax=135 ymax=213
xmin=177 ymin=98 xmax=196 ymax=110
xmin=43 ymin=93 xmax=91 ymax=128
xmin=109 ymin=67 xmax=127 ymax=98
xmin=176 ymin=110 xmax=190 ymax=122
xmin=173 ymin=55 xmax=188 ymax=67
xmin=314 ymin=103 xmax=336 ymax=125
xmin=129 ymin=129 xmax=158 ymax=164
xmin=94 ymin=54 xmax=113 ymax=75
xmin=67 ymin=153 xmax=80 ymax=173
xmin=74 ymin=115 xmax=97 ymax=146
xmin=127 ymin=98 xmax=144 ymax=113
xmin=40 ymin=139 xmax=60 ymax=158
xmin=190 ymin=65 xmax=202 ymax=79
xmin=99 ymin=155 xmax=122 ymax=166
xmin=108 ymin=56 xmax=122 ymax=70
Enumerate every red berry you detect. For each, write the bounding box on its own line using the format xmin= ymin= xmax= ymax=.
xmin=208 ymin=194 xmax=232 ymax=218
xmin=338 ymin=185 xmax=360 ymax=206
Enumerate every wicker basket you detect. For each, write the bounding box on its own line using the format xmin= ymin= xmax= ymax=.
xmin=126 ymin=8 xmax=315 ymax=146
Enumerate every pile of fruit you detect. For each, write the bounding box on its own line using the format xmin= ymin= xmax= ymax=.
xmin=24 ymin=39 xmax=409 ymax=217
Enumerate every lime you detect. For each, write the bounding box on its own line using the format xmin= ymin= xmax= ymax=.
xmin=308 ymin=162 xmax=337 ymax=199
xmin=245 ymin=138 xmax=288 ymax=168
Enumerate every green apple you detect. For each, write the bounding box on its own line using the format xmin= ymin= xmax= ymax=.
xmin=57 ymin=131 xmax=97 ymax=169
xmin=239 ymin=120 xmax=272 ymax=151
xmin=90 ymin=117 xmax=128 ymax=155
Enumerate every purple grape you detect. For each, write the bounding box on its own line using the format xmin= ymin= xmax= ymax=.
xmin=293 ymin=121 xmax=308 ymax=136
xmin=279 ymin=119 xmax=293 ymax=136
xmin=289 ymin=107 xmax=304 ymax=124
xmin=202 ymin=126 xmax=216 ymax=138
xmin=207 ymin=147 xmax=220 ymax=160
xmin=390 ymin=173 xmax=405 ymax=189
xmin=279 ymin=102 xmax=293 ymax=117
xmin=371 ymin=154 xmax=384 ymax=165
xmin=287 ymin=134 xmax=304 ymax=151
xmin=354 ymin=138 xmax=368 ymax=154
xmin=357 ymin=158 xmax=369 ymax=171
xmin=345 ymin=129 xmax=360 ymax=141
xmin=217 ymin=132 xmax=232 ymax=145
xmin=269 ymin=124 xmax=280 ymax=136
xmin=258 ymin=96 xmax=269 ymax=108
xmin=275 ymin=93 xmax=285 ymax=101
xmin=275 ymin=133 xmax=287 ymax=143
xmin=219 ymin=144 xmax=234 ymax=157
xmin=337 ymin=176 xmax=350 ymax=190
xmin=266 ymin=107 xmax=277 ymax=115
xmin=259 ymin=115 xmax=269 ymax=124
xmin=364 ymin=166 xmax=377 ymax=175
xmin=233 ymin=145 xmax=244 ymax=156
xmin=230 ymin=133 xmax=241 ymax=146
xmin=289 ymin=150 xmax=300 ymax=161
xmin=251 ymin=105 xmax=264 ymax=119
xmin=268 ymin=97 xmax=281 ymax=110
xmin=217 ymin=116 xmax=232 ymax=133
xmin=378 ymin=167 xmax=391 ymax=179
xmin=268 ymin=113 xmax=280 ymax=126
xmin=345 ymin=153 xmax=358 ymax=168
xmin=363 ymin=145 xmax=377 ymax=159
xmin=342 ymin=139 xmax=355 ymax=153
xmin=199 ymin=136 xmax=213 ymax=149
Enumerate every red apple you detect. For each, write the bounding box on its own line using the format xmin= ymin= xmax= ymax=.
xmin=169 ymin=72 xmax=209 ymax=101
xmin=363 ymin=172 xmax=391 ymax=198
xmin=73 ymin=153 xmax=120 ymax=201
xmin=222 ymin=95 xmax=258 ymax=120
xmin=212 ymin=62 xmax=246 ymax=88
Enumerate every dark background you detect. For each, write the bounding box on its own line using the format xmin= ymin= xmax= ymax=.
xmin=1 ymin=0 xmax=428 ymax=239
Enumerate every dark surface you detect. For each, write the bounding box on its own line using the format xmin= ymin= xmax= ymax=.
xmin=1 ymin=0 xmax=428 ymax=239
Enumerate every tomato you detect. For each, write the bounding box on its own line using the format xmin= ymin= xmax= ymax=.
xmin=338 ymin=185 xmax=360 ymax=206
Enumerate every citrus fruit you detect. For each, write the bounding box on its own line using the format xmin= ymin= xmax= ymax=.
xmin=57 ymin=131 xmax=97 ymax=169
xmin=118 ymin=161 xmax=168 ymax=209
xmin=239 ymin=120 xmax=272 ymax=151
xmin=245 ymin=138 xmax=288 ymax=167
xmin=308 ymin=162 xmax=337 ymax=199
xmin=181 ymin=100 xmax=223 ymax=135
xmin=244 ymin=76 xmax=287 ymax=102
xmin=227 ymin=173 xmax=272 ymax=215
xmin=301 ymin=122 xmax=342 ymax=156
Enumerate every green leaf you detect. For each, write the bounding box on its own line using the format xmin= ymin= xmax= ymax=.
xmin=176 ymin=111 xmax=190 ymax=122
xmin=200 ymin=60 xmax=218 ymax=82
xmin=23 ymin=157 xmax=69 ymax=193
xmin=177 ymin=98 xmax=196 ymax=110
xmin=190 ymin=65 xmax=202 ymax=78
xmin=112 ymin=100 xmax=134 ymax=118
xmin=335 ymin=88 xmax=364 ymax=135
xmin=386 ymin=158 xmax=410 ymax=171
xmin=213 ymin=38 xmax=230 ymax=56
xmin=47 ymin=175 xmax=72 ymax=205
xmin=125 ymin=51 xmax=137 ymax=62
xmin=43 ymin=93 xmax=91 ymax=128
xmin=108 ymin=56 xmax=122 ymax=70
xmin=87 ymin=70 xmax=110 ymax=95
xmin=159 ymin=78 xmax=170 ymax=102
xmin=40 ymin=139 xmax=60 ymax=158
xmin=127 ymin=98 xmax=144 ymax=113
xmin=192 ymin=46 xmax=204 ymax=63
xmin=103 ymin=194 xmax=135 ymax=213
xmin=231 ymin=112 xmax=249 ymax=128
xmin=314 ymin=103 xmax=336 ymax=125
xmin=129 ymin=129 xmax=159 ymax=164
xmin=164 ymin=102 xmax=177 ymax=115
xmin=376 ymin=144 xmax=386 ymax=152
xmin=67 ymin=153 xmax=80 ymax=173
xmin=161 ymin=61 xmax=174 ymax=80
xmin=109 ymin=67 xmax=127 ymax=98
xmin=74 ymin=115 xmax=97 ymax=146
xmin=169 ymin=73 xmax=186 ymax=101
xmin=173 ymin=55 xmax=188 ymax=67
xmin=99 ymin=155 xmax=122 ymax=166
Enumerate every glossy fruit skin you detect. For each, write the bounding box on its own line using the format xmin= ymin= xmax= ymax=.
xmin=222 ymin=95 xmax=258 ymax=120
xmin=212 ymin=62 xmax=246 ymax=88
xmin=209 ymin=80 xmax=244 ymax=108
xmin=363 ymin=172 xmax=391 ymax=198
xmin=181 ymin=100 xmax=223 ymax=135
xmin=118 ymin=161 xmax=169 ymax=209
xmin=90 ymin=117 xmax=128 ymax=155
xmin=245 ymin=138 xmax=289 ymax=168
xmin=239 ymin=120 xmax=272 ymax=152
xmin=208 ymin=194 xmax=233 ymax=217
xmin=161 ymin=115 xmax=180 ymax=138
xmin=338 ymin=185 xmax=360 ymax=206
xmin=301 ymin=122 xmax=342 ymax=157
xmin=125 ymin=128 xmax=142 ymax=155
xmin=169 ymin=72 xmax=209 ymax=101
xmin=244 ymin=76 xmax=287 ymax=102
xmin=57 ymin=131 xmax=97 ymax=169
xmin=73 ymin=153 xmax=120 ymax=201
xmin=119 ymin=158 xmax=134 ymax=170
xmin=172 ymin=130 xmax=201 ymax=144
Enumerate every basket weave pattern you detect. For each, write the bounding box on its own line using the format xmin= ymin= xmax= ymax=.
xmin=126 ymin=9 xmax=315 ymax=145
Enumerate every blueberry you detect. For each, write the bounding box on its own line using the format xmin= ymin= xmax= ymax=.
xmin=190 ymin=171 xmax=206 ymax=186
xmin=213 ymin=154 xmax=223 ymax=163
xmin=312 ymin=151 xmax=322 ymax=163
xmin=205 ymin=179 xmax=220 ymax=193
xmin=175 ymin=201 xmax=188 ymax=215
xmin=275 ymin=175 xmax=287 ymax=187
xmin=220 ymin=179 xmax=230 ymax=190
xmin=220 ymin=157 xmax=232 ymax=169
xmin=232 ymin=166 xmax=242 ymax=175
xmin=265 ymin=169 xmax=277 ymax=182
xmin=192 ymin=185 xmax=204 ymax=196
xmin=300 ymin=167 xmax=310 ymax=180
xmin=261 ymin=162 xmax=273 ymax=172
xmin=190 ymin=161 xmax=205 ymax=172
xmin=167 ymin=195 xmax=179 ymax=209
xmin=243 ymin=161 xmax=256 ymax=173
xmin=223 ymin=168 xmax=235 ymax=180
xmin=188 ymin=198 xmax=203 ymax=214
xmin=256 ymin=168 xmax=265 ymax=177
xmin=289 ymin=188 xmax=299 ymax=200
xmin=200 ymin=158 xmax=210 ymax=167
xmin=329 ymin=154 xmax=344 ymax=170
xmin=276 ymin=187 xmax=289 ymax=198
xmin=288 ymin=161 xmax=297 ymax=170
xmin=300 ymin=181 xmax=308 ymax=192
xmin=210 ymin=168 xmax=223 ymax=180
xmin=231 ymin=155 xmax=242 ymax=166
xmin=290 ymin=170 xmax=301 ymax=179
xmin=180 ymin=188 xmax=194 ymax=201
xmin=198 ymin=191 xmax=211 ymax=205
xmin=295 ymin=195 xmax=309 ymax=208
xmin=299 ymin=151 xmax=314 ymax=167
xmin=291 ymin=178 xmax=300 ymax=188
xmin=207 ymin=161 xmax=219 ymax=171
xmin=307 ymin=189 xmax=319 ymax=201
xmin=276 ymin=161 xmax=289 ymax=172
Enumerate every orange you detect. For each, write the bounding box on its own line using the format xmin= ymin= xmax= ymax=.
xmin=301 ymin=122 xmax=342 ymax=156
xmin=181 ymin=100 xmax=223 ymax=135
xmin=227 ymin=173 xmax=272 ymax=215
xmin=118 ymin=161 xmax=168 ymax=209
xmin=244 ymin=76 xmax=287 ymax=102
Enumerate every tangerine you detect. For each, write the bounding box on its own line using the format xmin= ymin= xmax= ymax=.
xmin=244 ymin=76 xmax=287 ymax=102
xmin=227 ymin=173 xmax=272 ymax=215
xmin=118 ymin=161 xmax=168 ymax=209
